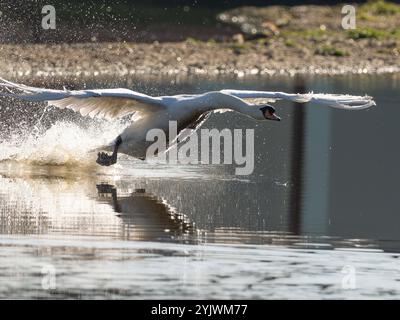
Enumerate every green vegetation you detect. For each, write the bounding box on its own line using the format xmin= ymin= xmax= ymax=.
xmin=230 ymin=43 xmax=249 ymax=54
xmin=347 ymin=28 xmax=400 ymax=40
xmin=357 ymin=1 xmax=400 ymax=22
xmin=359 ymin=0 xmax=400 ymax=16
xmin=284 ymin=39 xmax=295 ymax=47
xmin=267 ymin=1 xmax=400 ymax=45
xmin=315 ymin=45 xmax=349 ymax=57
xmin=347 ymin=28 xmax=383 ymax=39
xmin=185 ymin=37 xmax=201 ymax=44
xmin=256 ymin=38 xmax=269 ymax=46
xmin=281 ymin=28 xmax=327 ymax=40
xmin=185 ymin=37 xmax=217 ymax=45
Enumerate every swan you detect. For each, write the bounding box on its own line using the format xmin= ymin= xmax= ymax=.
xmin=0 ymin=78 xmax=375 ymax=166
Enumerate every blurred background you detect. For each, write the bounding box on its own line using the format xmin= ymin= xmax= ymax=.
xmin=0 ymin=0 xmax=398 ymax=43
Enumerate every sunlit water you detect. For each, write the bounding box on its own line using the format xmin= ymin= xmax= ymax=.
xmin=0 ymin=74 xmax=399 ymax=299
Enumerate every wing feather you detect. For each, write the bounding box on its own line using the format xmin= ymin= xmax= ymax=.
xmin=0 ymin=78 xmax=164 ymax=120
xmin=220 ymin=89 xmax=376 ymax=109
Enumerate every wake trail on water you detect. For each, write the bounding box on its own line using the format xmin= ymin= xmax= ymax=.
xmin=0 ymin=120 xmax=127 ymax=167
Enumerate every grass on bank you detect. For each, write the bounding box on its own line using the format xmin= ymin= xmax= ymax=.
xmin=315 ymin=45 xmax=349 ymax=57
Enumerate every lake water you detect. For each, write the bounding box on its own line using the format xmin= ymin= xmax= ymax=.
xmin=0 ymin=74 xmax=399 ymax=299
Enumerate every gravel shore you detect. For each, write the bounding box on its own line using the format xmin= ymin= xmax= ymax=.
xmin=0 ymin=39 xmax=398 ymax=80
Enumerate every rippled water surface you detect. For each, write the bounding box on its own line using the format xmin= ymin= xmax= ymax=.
xmin=0 ymin=74 xmax=399 ymax=299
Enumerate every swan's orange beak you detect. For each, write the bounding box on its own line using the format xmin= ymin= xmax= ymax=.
xmin=265 ymin=111 xmax=281 ymax=121
xmin=260 ymin=105 xmax=281 ymax=121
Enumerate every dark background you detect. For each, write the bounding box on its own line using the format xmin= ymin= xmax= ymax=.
xmin=1 ymin=0 xmax=399 ymax=43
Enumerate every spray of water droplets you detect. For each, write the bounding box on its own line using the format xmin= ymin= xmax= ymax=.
xmin=0 ymin=120 xmax=127 ymax=167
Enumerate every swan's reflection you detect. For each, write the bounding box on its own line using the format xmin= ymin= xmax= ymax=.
xmin=0 ymin=164 xmax=195 ymax=242
xmin=96 ymin=183 xmax=194 ymax=241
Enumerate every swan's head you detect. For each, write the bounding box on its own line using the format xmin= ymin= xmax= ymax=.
xmin=259 ymin=105 xmax=281 ymax=121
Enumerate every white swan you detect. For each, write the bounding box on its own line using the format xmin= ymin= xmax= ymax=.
xmin=0 ymin=78 xmax=375 ymax=166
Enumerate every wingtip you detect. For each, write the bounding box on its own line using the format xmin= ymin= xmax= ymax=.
xmin=370 ymin=97 xmax=377 ymax=107
xmin=363 ymin=95 xmax=376 ymax=108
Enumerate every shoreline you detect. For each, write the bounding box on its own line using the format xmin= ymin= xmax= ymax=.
xmin=0 ymin=41 xmax=399 ymax=80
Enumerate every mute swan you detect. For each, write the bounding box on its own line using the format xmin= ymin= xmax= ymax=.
xmin=0 ymin=78 xmax=375 ymax=166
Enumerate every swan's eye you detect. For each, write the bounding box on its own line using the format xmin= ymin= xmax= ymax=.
xmin=260 ymin=105 xmax=275 ymax=112
xmin=260 ymin=105 xmax=275 ymax=116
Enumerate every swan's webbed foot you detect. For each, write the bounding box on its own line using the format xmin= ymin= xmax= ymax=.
xmin=96 ymin=152 xmax=117 ymax=166
xmin=96 ymin=135 xmax=122 ymax=167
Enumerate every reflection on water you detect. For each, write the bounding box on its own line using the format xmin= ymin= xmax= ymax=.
xmin=0 ymin=74 xmax=400 ymax=299
xmin=0 ymin=164 xmax=382 ymax=249
xmin=96 ymin=183 xmax=194 ymax=241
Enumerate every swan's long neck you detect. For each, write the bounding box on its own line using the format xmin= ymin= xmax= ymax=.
xmin=192 ymin=91 xmax=254 ymax=115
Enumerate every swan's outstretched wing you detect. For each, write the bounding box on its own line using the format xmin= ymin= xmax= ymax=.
xmin=0 ymin=78 xmax=164 ymax=120
xmin=220 ymin=89 xmax=376 ymax=110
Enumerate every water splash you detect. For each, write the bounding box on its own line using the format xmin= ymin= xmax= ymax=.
xmin=0 ymin=120 xmax=127 ymax=167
